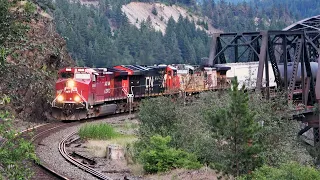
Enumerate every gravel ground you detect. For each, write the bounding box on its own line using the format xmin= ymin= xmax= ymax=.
xmin=37 ymin=125 xmax=99 ymax=180
xmin=13 ymin=118 xmax=47 ymax=133
xmin=36 ymin=114 xmax=135 ymax=180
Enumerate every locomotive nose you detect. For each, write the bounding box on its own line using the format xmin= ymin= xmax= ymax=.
xmin=66 ymin=79 xmax=75 ymax=88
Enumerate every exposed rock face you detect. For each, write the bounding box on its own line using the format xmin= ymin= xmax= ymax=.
xmin=122 ymin=2 xmax=221 ymax=34
xmin=0 ymin=4 xmax=75 ymax=122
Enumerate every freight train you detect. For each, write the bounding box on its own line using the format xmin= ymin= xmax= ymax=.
xmin=51 ymin=64 xmax=231 ymax=120
xmin=52 ymin=62 xmax=318 ymax=120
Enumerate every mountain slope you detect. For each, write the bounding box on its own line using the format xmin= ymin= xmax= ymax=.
xmin=122 ymin=2 xmax=220 ymax=34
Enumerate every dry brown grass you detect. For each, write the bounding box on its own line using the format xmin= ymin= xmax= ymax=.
xmin=84 ymin=135 xmax=138 ymax=158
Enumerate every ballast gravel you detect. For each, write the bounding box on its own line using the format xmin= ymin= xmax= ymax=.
xmin=37 ymin=125 xmax=99 ymax=180
xmin=36 ymin=115 xmax=135 ymax=180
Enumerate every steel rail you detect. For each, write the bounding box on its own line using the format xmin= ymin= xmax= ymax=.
xmin=0 ymin=123 xmax=70 ymax=180
xmin=59 ymin=132 xmax=113 ymax=180
xmin=30 ymin=123 xmax=70 ymax=180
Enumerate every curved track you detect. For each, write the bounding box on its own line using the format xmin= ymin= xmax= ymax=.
xmin=59 ymin=132 xmax=113 ymax=180
xmin=0 ymin=122 xmax=73 ymax=179
xmin=29 ymin=123 xmax=73 ymax=180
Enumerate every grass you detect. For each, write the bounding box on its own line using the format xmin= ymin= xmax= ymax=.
xmin=79 ymin=123 xmax=119 ymax=140
xmin=124 ymin=121 xmax=139 ymax=130
xmin=84 ymin=135 xmax=138 ymax=158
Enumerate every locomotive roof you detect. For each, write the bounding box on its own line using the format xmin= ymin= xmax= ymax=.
xmin=124 ymin=65 xmax=146 ymax=71
xmin=114 ymin=65 xmax=151 ymax=75
xmin=59 ymin=67 xmax=96 ymax=73
xmin=148 ymin=65 xmax=166 ymax=70
xmin=214 ymin=64 xmax=232 ymax=71
xmin=106 ymin=67 xmax=128 ymax=76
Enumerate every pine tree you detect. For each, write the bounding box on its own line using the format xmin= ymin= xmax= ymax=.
xmin=165 ymin=31 xmax=182 ymax=64
xmin=208 ymin=77 xmax=263 ymax=176
xmin=228 ymin=78 xmax=263 ymax=176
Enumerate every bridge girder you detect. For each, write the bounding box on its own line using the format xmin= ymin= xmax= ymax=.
xmin=208 ymin=15 xmax=320 ymax=144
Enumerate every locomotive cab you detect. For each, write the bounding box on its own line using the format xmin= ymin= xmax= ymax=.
xmin=52 ymin=68 xmax=93 ymax=120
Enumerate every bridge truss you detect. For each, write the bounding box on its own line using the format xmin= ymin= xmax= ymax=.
xmin=208 ymin=15 xmax=320 ymax=145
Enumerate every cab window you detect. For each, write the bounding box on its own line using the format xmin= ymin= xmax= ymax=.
xmin=60 ymin=72 xmax=73 ymax=79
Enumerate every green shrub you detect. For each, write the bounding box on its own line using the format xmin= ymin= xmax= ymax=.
xmin=138 ymin=97 xmax=178 ymax=141
xmin=239 ymin=162 xmax=320 ymax=180
xmin=79 ymin=123 xmax=119 ymax=140
xmin=24 ymin=2 xmax=37 ymax=14
xmin=138 ymin=135 xmax=202 ymax=173
xmin=0 ymin=96 xmax=38 ymax=179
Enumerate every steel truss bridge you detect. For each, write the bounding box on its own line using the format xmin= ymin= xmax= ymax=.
xmin=208 ymin=15 xmax=320 ymax=145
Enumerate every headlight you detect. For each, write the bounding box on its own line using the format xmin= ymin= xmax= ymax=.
xmin=67 ymin=80 xmax=75 ymax=88
xmin=57 ymin=95 xmax=64 ymax=102
xmin=74 ymin=95 xmax=81 ymax=102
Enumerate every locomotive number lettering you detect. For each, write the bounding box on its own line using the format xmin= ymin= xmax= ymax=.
xmin=105 ymin=81 xmax=110 ymax=86
xmin=104 ymin=89 xmax=111 ymax=94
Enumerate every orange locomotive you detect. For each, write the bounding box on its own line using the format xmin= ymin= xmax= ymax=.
xmin=51 ymin=64 xmax=230 ymax=120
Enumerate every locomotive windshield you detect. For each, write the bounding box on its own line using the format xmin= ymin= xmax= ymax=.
xmin=60 ymin=72 xmax=73 ymax=79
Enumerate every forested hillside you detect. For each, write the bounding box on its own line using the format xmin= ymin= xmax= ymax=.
xmin=140 ymin=0 xmax=295 ymax=32
xmin=52 ymin=0 xmax=210 ymax=67
xmin=48 ymin=0 xmax=318 ymax=67
xmin=252 ymin=0 xmax=320 ymax=18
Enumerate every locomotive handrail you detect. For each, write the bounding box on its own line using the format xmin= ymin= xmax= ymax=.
xmin=76 ymin=91 xmax=88 ymax=110
xmin=51 ymin=92 xmax=63 ymax=107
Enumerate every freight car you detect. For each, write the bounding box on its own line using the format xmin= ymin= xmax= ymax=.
xmin=219 ymin=62 xmax=318 ymax=90
xmin=51 ymin=64 xmax=231 ymax=120
xmin=217 ymin=62 xmax=277 ymax=89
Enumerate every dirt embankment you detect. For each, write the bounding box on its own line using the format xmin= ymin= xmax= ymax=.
xmin=122 ymin=2 xmax=221 ymax=34
xmin=0 ymin=3 xmax=75 ymax=123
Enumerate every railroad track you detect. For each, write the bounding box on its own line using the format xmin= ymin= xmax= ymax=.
xmin=59 ymin=132 xmax=113 ymax=180
xmin=29 ymin=123 xmax=72 ymax=180
xmin=0 ymin=122 xmax=72 ymax=179
xmin=2 ymin=113 xmax=133 ymax=179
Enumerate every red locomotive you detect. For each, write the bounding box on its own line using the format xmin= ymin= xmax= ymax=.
xmin=52 ymin=64 xmax=230 ymax=120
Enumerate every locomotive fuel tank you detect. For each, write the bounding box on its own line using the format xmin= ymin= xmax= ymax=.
xmin=278 ymin=62 xmax=318 ymax=83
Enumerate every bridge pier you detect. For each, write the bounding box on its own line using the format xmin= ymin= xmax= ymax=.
xmin=295 ymin=111 xmax=320 ymax=145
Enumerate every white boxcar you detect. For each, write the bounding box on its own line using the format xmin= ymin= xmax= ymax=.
xmin=221 ymin=62 xmax=277 ymax=89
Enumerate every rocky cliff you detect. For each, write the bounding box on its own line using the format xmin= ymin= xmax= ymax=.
xmin=0 ymin=2 xmax=75 ymax=123
xmin=122 ymin=2 xmax=221 ymax=34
